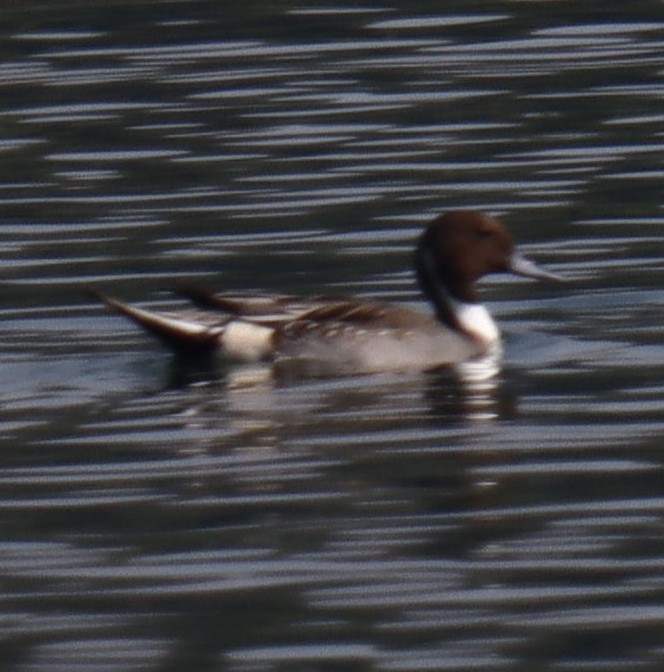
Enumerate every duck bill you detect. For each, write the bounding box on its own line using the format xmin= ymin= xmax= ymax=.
xmin=509 ymin=251 xmax=565 ymax=282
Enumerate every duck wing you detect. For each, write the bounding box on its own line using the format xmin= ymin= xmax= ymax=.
xmin=175 ymin=283 xmax=427 ymax=329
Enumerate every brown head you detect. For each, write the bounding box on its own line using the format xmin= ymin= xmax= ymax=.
xmin=415 ymin=210 xmax=563 ymax=328
xmin=416 ymin=211 xmax=519 ymax=302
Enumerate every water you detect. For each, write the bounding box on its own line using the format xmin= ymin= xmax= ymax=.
xmin=1 ymin=1 xmax=664 ymax=670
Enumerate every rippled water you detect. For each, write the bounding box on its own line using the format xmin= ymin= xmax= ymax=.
xmin=1 ymin=1 xmax=664 ymax=671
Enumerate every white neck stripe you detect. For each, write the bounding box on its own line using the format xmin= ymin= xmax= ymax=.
xmin=449 ymin=296 xmax=499 ymax=345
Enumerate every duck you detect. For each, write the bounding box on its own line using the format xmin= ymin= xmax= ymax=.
xmin=88 ymin=210 xmax=563 ymax=376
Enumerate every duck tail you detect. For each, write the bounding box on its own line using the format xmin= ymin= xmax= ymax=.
xmin=86 ymin=285 xmax=220 ymax=354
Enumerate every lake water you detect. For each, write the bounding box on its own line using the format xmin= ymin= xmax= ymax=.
xmin=1 ymin=1 xmax=664 ymax=670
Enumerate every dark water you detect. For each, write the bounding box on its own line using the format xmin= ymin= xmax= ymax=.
xmin=1 ymin=1 xmax=664 ymax=670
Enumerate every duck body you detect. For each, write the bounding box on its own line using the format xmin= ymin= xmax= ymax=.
xmin=89 ymin=211 xmax=562 ymax=376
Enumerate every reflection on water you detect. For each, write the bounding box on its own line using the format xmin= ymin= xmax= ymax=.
xmin=1 ymin=1 xmax=664 ymax=671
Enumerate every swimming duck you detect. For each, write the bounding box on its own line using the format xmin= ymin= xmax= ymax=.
xmin=89 ymin=210 xmax=563 ymax=376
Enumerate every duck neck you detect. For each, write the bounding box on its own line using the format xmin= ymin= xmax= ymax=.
xmin=415 ymin=240 xmax=499 ymax=346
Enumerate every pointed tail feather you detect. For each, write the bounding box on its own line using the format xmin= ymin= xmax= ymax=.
xmin=86 ymin=286 xmax=220 ymax=354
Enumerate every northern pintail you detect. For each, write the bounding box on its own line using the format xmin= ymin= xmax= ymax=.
xmin=89 ymin=210 xmax=563 ymax=376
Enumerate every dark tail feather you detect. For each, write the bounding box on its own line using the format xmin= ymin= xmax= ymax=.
xmin=86 ymin=285 xmax=220 ymax=354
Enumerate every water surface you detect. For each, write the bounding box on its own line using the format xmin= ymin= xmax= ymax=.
xmin=1 ymin=1 xmax=664 ymax=671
